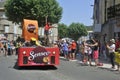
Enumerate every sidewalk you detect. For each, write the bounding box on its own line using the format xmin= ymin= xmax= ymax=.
xmin=75 ymin=54 xmax=118 ymax=70
xmin=60 ymin=55 xmax=110 ymax=65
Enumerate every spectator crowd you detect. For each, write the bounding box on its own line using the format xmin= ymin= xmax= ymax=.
xmin=1 ymin=37 xmax=120 ymax=71
xmin=58 ymin=38 xmax=120 ymax=71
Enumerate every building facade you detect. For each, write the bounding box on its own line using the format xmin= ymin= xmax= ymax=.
xmin=93 ymin=0 xmax=120 ymax=43
xmin=0 ymin=0 xmax=58 ymax=42
xmin=0 ymin=0 xmax=22 ymax=41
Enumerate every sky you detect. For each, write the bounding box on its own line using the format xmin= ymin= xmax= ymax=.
xmin=57 ymin=0 xmax=94 ymax=26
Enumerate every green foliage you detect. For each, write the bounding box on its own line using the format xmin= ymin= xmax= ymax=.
xmin=68 ymin=23 xmax=88 ymax=41
xmin=86 ymin=25 xmax=93 ymax=31
xmin=58 ymin=23 xmax=88 ymax=40
xmin=4 ymin=0 xmax=62 ymax=27
xmin=58 ymin=23 xmax=68 ymax=39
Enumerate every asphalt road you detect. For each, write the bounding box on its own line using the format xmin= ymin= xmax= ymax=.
xmin=0 ymin=54 xmax=120 ymax=80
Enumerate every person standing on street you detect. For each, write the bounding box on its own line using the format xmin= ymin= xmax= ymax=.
xmin=71 ymin=40 xmax=77 ymax=60
xmin=115 ymin=37 xmax=120 ymax=51
xmin=62 ymin=40 xmax=69 ymax=60
xmin=89 ymin=38 xmax=100 ymax=66
xmin=101 ymin=43 xmax=107 ymax=60
xmin=4 ymin=42 xmax=8 ymax=57
xmin=106 ymin=39 xmax=116 ymax=69
xmin=114 ymin=48 xmax=120 ymax=71
xmin=68 ymin=42 xmax=72 ymax=60
xmin=0 ymin=42 xmax=4 ymax=54
xmin=7 ymin=42 xmax=12 ymax=55
xmin=82 ymin=40 xmax=89 ymax=65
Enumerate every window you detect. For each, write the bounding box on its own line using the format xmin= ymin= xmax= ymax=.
xmin=4 ymin=25 xmax=9 ymax=33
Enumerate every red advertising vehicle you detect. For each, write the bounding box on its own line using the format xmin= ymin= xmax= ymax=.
xmin=17 ymin=19 xmax=60 ymax=67
xmin=18 ymin=46 xmax=59 ymax=66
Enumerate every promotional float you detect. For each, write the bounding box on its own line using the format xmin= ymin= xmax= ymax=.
xmin=17 ymin=19 xmax=59 ymax=67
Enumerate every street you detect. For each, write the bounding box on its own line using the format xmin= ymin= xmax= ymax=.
xmin=0 ymin=54 xmax=120 ymax=80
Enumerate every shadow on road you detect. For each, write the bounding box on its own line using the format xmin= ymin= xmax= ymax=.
xmin=97 ymin=67 xmax=117 ymax=72
xmin=60 ymin=57 xmax=69 ymax=61
xmin=13 ymin=62 xmax=58 ymax=70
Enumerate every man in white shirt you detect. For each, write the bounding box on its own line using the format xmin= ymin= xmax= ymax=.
xmin=106 ymin=39 xmax=115 ymax=69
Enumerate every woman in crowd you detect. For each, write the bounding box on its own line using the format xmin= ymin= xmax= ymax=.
xmin=71 ymin=40 xmax=77 ymax=60
xmin=82 ymin=40 xmax=89 ymax=64
xmin=89 ymin=38 xmax=100 ymax=66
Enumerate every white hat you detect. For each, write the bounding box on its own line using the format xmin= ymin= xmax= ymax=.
xmin=64 ymin=40 xmax=66 ymax=43
xmin=110 ymin=39 xmax=115 ymax=43
xmin=72 ymin=40 xmax=74 ymax=42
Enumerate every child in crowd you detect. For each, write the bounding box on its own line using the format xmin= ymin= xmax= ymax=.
xmin=82 ymin=40 xmax=92 ymax=66
xmin=114 ymin=48 xmax=120 ymax=71
xmin=87 ymin=46 xmax=93 ymax=66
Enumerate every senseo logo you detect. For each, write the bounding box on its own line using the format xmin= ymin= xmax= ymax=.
xmin=28 ymin=46 xmax=50 ymax=64
xmin=27 ymin=24 xmax=36 ymax=33
xmin=28 ymin=51 xmax=50 ymax=60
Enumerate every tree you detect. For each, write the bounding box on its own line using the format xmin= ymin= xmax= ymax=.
xmin=68 ymin=23 xmax=88 ymax=41
xmin=86 ymin=25 xmax=93 ymax=31
xmin=58 ymin=23 xmax=68 ymax=39
xmin=4 ymin=0 xmax=62 ymax=27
